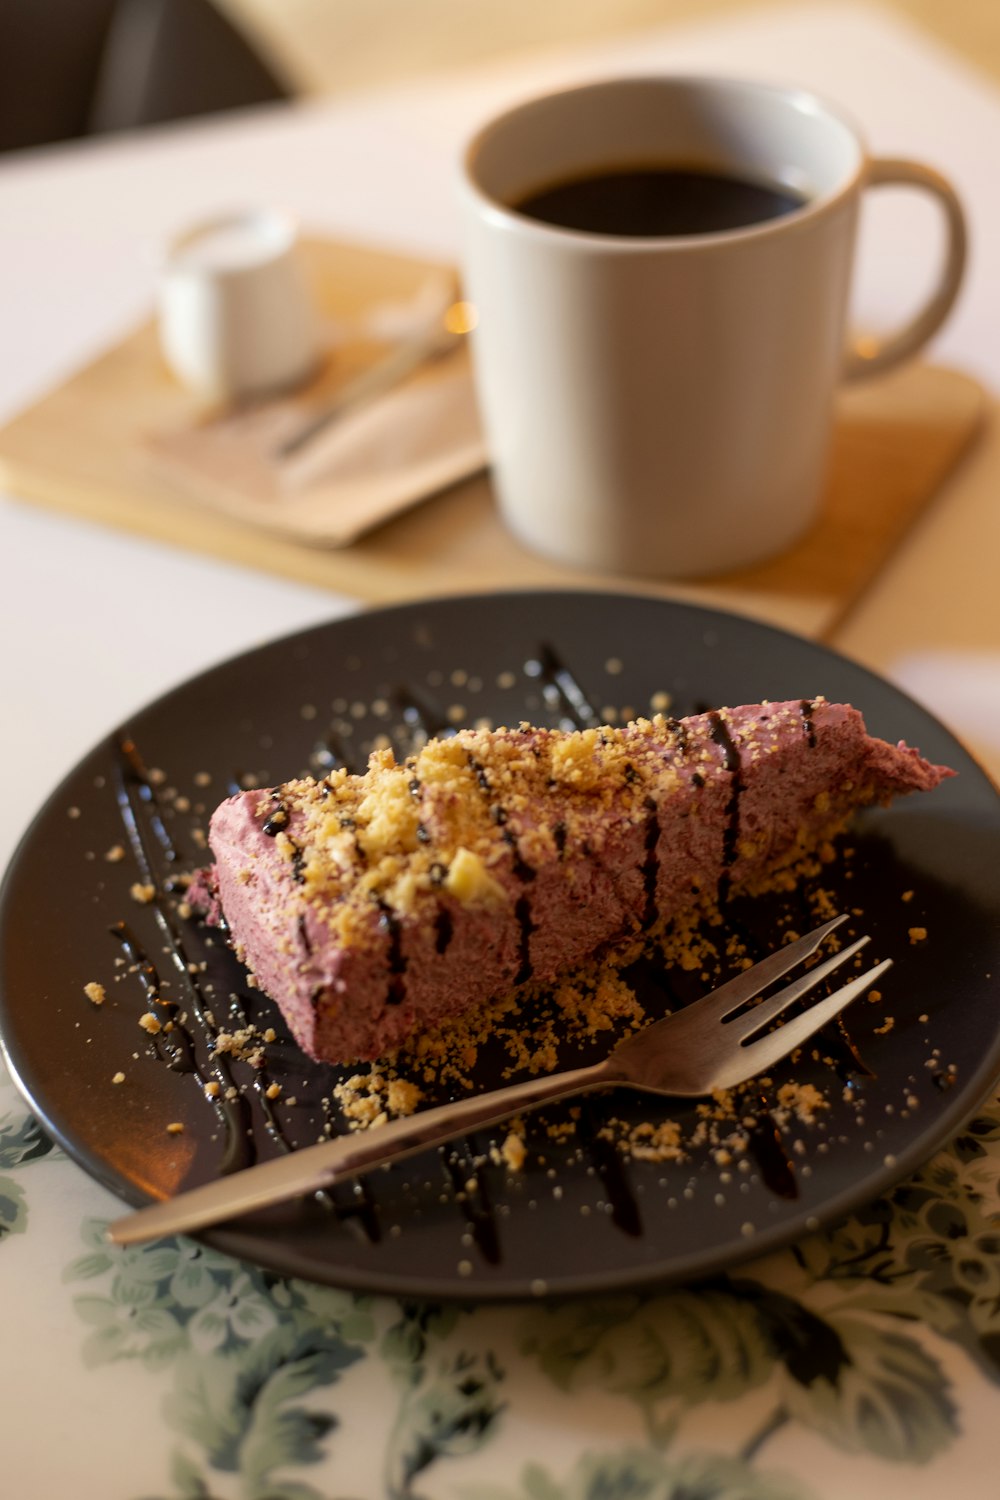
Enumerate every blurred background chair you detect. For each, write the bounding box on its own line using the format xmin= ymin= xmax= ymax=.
xmin=3 ymin=0 xmax=999 ymax=158
xmin=0 ymin=0 xmax=291 ymax=153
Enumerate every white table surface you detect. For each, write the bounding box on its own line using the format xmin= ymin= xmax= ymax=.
xmin=1 ymin=5 xmax=999 ymax=1497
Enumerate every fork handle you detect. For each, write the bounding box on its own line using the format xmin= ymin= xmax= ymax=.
xmin=107 ymin=1059 xmax=613 ymax=1245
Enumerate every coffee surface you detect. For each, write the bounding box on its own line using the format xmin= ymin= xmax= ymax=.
xmin=514 ymin=164 xmax=807 ymax=237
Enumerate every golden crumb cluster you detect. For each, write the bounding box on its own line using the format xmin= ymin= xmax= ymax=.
xmin=213 ymin=1022 xmax=271 ymax=1069
xmin=258 ymin=719 xmax=684 ymax=947
xmin=242 ymin=699 xmax=877 ymax=953
xmin=333 ymin=1070 xmax=424 ymax=1130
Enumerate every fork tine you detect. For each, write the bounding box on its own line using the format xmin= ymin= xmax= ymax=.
xmin=727 ymin=935 xmax=870 ymax=1043
xmin=711 ymin=958 xmax=893 ymax=1090
xmin=679 ymin=914 xmax=849 ymax=1027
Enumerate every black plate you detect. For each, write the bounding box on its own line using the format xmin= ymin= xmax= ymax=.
xmin=2 ymin=590 xmax=999 ymax=1300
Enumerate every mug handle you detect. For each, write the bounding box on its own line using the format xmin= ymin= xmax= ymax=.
xmin=843 ymin=157 xmax=967 ymax=381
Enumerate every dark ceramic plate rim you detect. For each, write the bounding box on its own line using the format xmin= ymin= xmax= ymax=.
xmin=2 ymin=587 xmax=999 ymax=1301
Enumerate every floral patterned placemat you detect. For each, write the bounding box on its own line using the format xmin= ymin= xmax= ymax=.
xmin=3 ymin=1051 xmax=999 ymax=1500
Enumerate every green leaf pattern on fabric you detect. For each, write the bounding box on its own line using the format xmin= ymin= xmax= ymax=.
xmin=456 ymin=1447 xmax=814 ymax=1500
xmin=62 ymin=1220 xmax=376 ymax=1495
xmin=0 ymin=1176 xmax=27 ymax=1239
xmin=776 ymin=1314 xmax=957 ymax=1461
xmin=46 ymin=1099 xmax=1000 ymax=1498
xmin=524 ymin=1288 xmax=774 ymax=1402
xmin=0 ymin=1109 xmax=58 ymax=1240
xmin=0 ymin=1111 xmax=57 ymax=1171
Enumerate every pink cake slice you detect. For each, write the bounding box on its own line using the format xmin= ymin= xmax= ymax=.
xmin=191 ymin=699 xmax=951 ymax=1063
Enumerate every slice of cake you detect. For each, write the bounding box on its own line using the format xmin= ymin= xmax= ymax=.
xmin=190 ymin=699 xmax=951 ymax=1063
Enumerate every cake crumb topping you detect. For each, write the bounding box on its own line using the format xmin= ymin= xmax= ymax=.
xmin=500 ymin=1129 xmax=526 ymax=1172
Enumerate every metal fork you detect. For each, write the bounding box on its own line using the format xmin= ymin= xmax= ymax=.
xmin=107 ymin=913 xmax=888 ymax=1245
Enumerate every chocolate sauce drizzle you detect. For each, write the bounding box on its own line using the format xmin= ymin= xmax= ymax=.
xmin=467 ymin=754 xmax=492 ymax=795
xmin=218 ymin=1001 xmax=380 ymax=1243
xmin=287 ymin=837 xmax=307 ymax=885
xmin=112 ymin=733 xmax=380 ymax=1237
xmin=665 ymin=716 xmax=690 ymax=755
xmin=256 ymin=794 xmax=305 ymax=880
xmin=109 ymin=921 xmax=196 ymax=1076
xmin=396 ymin=684 xmax=454 ymax=740
xmin=503 ymin=830 xmax=537 ymax=887
xmin=376 ymin=897 xmax=407 ymax=1006
xmin=464 ymin=748 xmax=538 ymax=977
xmin=707 ymin=712 xmax=742 ymax=902
xmin=336 ymin=813 xmax=364 ymax=864
xmin=514 ymin=895 xmax=535 ymax=985
xmin=118 ymin=738 xmax=180 ymax=863
xmin=222 ymin=992 xmax=293 ymax=1158
xmin=577 ymin=1100 xmax=643 ymax=1236
xmin=443 ymin=1147 xmax=501 ymax=1264
xmin=262 ymin=800 xmax=288 ymax=837
xmin=535 ymin=641 xmax=602 ymax=728
xmin=311 ymin=728 xmax=359 ymax=775
xmin=108 ymin=915 xmax=252 ymax=1174
xmin=641 ymin=797 xmax=661 ymax=930
xmin=434 ymin=909 xmax=454 ymax=956
xmin=297 ymin=914 xmax=312 ymax=956
xmin=747 ymin=1093 xmax=799 ymax=1199
xmin=369 ymin=700 xmax=499 ymax=999
xmin=786 ymin=887 xmax=875 ymax=1083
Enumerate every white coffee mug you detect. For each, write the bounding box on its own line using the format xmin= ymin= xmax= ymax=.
xmin=158 ymin=208 xmax=320 ymax=403
xmin=458 ymin=77 xmax=967 ymax=578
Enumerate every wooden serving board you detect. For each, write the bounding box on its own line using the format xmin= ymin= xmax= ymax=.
xmin=0 ymin=236 xmax=985 ymax=640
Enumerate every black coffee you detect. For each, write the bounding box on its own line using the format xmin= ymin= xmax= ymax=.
xmin=513 ymin=164 xmax=806 ymax=237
